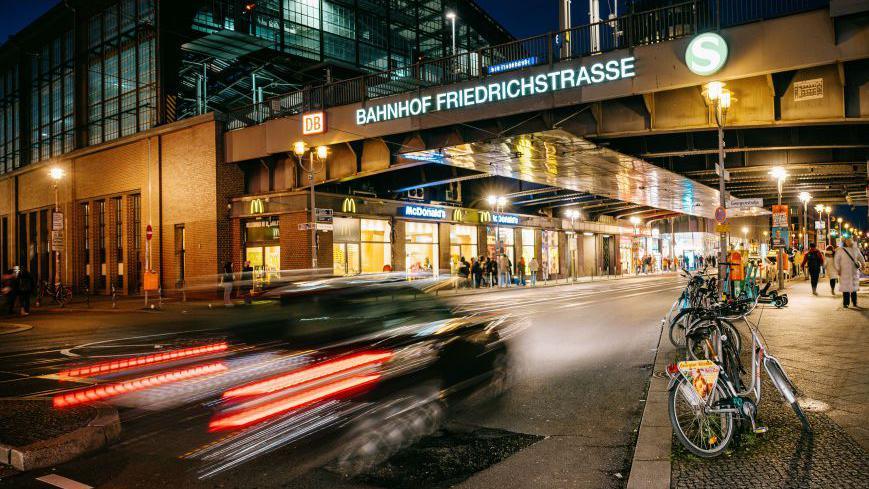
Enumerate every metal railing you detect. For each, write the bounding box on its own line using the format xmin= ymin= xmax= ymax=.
xmin=226 ymin=0 xmax=828 ymax=130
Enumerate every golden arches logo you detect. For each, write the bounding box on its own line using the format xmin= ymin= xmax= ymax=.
xmin=342 ymin=197 xmax=357 ymax=213
xmin=479 ymin=211 xmax=491 ymax=223
xmin=452 ymin=209 xmax=464 ymax=221
xmin=250 ymin=199 xmax=265 ymax=214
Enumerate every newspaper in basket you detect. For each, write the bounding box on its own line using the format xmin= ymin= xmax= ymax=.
xmin=677 ymin=360 xmax=720 ymax=405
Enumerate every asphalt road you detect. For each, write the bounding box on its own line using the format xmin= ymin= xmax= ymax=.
xmin=0 ymin=274 xmax=683 ymax=489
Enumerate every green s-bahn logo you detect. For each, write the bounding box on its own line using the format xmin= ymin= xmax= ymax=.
xmin=685 ymin=33 xmax=728 ymax=76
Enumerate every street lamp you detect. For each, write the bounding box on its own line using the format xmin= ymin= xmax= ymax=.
xmin=798 ymin=191 xmax=811 ymax=250
xmin=769 ymin=166 xmax=788 ymax=290
xmin=49 ymin=167 xmax=64 ymax=287
xmin=704 ymin=81 xmax=733 ymax=292
xmin=293 ymin=141 xmax=328 ymax=269
xmin=487 ymin=194 xmax=507 ymax=257
xmin=629 ymin=216 xmax=641 ymax=275
xmin=815 ymin=204 xmax=825 ymax=246
xmin=445 ymin=11 xmax=457 ymax=56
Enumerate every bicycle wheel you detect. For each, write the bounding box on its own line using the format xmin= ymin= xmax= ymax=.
xmin=685 ymin=318 xmax=718 ymax=361
xmin=669 ymin=308 xmax=694 ymax=348
xmin=718 ymin=319 xmax=742 ymax=357
xmin=669 ymin=376 xmax=735 ymax=458
xmin=58 ymin=286 xmax=73 ymax=306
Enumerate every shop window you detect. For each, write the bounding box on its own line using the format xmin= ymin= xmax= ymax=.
xmin=81 ymin=202 xmax=90 ymax=288
xmin=244 ymin=218 xmax=280 ymax=287
xmin=129 ymin=194 xmax=141 ymax=292
xmin=487 ymin=226 xmax=514 ymax=265
xmin=114 ymin=197 xmax=123 ymax=287
xmin=405 ymin=221 xmax=438 ymax=276
xmin=542 ymin=230 xmax=559 ymax=277
xmin=0 ymin=216 xmax=7 ymax=272
xmin=333 ymin=218 xmax=391 ymax=275
xmin=97 ymin=200 xmax=106 ymax=290
xmin=449 ymin=224 xmax=477 ymax=274
xmin=521 ymin=228 xmax=535 ymax=274
xmin=174 ymin=224 xmax=185 ymax=287
xmin=39 ymin=209 xmax=49 ymax=283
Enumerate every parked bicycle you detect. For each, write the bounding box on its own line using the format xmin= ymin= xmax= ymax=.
xmin=36 ymin=280 xmax=73 ymax=307
xmin=666 ymin=296 xmax=810 ymax=458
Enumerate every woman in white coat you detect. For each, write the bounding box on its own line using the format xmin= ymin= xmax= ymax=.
xmin=824 ymin=244 xmax=839 ymax=295
xmin=833 ymin=237 xmax=865 ymax=309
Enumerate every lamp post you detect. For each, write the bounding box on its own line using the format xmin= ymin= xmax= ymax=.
xmin=769 ymin=166 xmax=788 ymax=290
xmin=798 ymin=191 xmax=811 ymax=250
xmin=566 ymin=209 xmax=580 ymax=282
xmin=825 ymin=205 xmax=832 ymax=246
xmin=704 ymin=81 xmax=732 ymax=292
xmin=293 ymin=141 xmax=328 ymax=270
xmin=814 ymin=204 xmax=825 ymax=247
xmin=49 ymin=167 xmax=64 ymax=287
xmin=487 ymin=195 xmax=507 ymax=257
xmin=445 ymin=11 xmax=457 ymax=56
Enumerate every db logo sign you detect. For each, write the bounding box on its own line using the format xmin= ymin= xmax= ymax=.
xmin=302 ymin=111 xmax=326 ymax=135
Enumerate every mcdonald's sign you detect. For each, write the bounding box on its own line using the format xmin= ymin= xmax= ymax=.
xmin=452 ymin=209 xmax=464 ymax=221
xmin=342 ymin=197 xmax=357 ymax=213
xmin=479 ymin=211 xmax=491 ymax=223
xmin=250 ymin=198 xmax=265 ymax=214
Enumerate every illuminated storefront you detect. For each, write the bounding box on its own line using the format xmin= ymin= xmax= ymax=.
xmin=450 ymin=224 xmax=478 ymax=273
xmin=541 ymin=230 xmax=559 ymax=277
xmin=405 ymin=221 xmax=439 ymax=275
xmin=244 ymin=218 xmax=280 ymax=287
xmin=488 ymin=226 xmax=515 ymax=264
xmin=520 ymin=228 xmax=535 ymax=273
xmin=333 ymin=217 xmax=392 ymax=276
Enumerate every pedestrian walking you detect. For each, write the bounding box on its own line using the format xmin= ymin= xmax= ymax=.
xmin=497 ymin=254 xmax=509 ymax=287
xmin=801 ymin=243 xmax=824 ymax=295
xmin=529 ymin=257 xmax=539 ymax=286
xmin=241 ymin=260 xmax=254 ymax=304
xmin=16 ymin=268 xmax=34 ymax=316
xmin=3 ymin=267 xmax=19 ymax=316
xmin=825 ymin=244 xmax=839 ymax=295
xmin=220 ymin=262 xmax=234 ymax=307
xmin=517 ymin=256 xmax=526 ymax=286
xmin=486 ymin=256 xmax=496 ymax=287
xmin=834 ymin=237 xmax=865 ymax=309
xmin=472 ymin=256 xmax=483 ymax=288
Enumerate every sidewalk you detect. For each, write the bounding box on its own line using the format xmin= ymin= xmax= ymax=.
xmin=669 ymin=280 xmax=869 ymax=488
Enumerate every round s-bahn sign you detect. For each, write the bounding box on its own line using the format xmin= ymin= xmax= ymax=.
xmin=685 ymin=33 xmax=728 ymax=76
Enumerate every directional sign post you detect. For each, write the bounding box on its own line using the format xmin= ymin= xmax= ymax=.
xmin=315 ymin=208 xmax=333 ymax=223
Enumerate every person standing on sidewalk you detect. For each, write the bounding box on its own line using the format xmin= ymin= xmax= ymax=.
xmin=2 ymin=267 xmax=18 ymax=316
xmin=801 ymin=243 xmax=824 ymax=295
xmin=825 ymin=244 xmax=839 ymax=295
xmin=16 ymin=268 xmax=34 ymax=316
xmin=220 ymin=262 xmax=234 ymax=307
xmin=517 ymin=256 xmax=526 ymax=286
xmin=497 ymin=254 xmax=509 ymax=288
xmin=529 ymin=257 xmax=539 ymax=286
xmin=486 ymin=256 xmax=496 ymax=287
xmin=241 ymin=260 xmax=254 ymax=304
xmin=472 ymin=257 xmax=483 ymax=288
xmin=834 ymin=237 xmax=865 ymax=309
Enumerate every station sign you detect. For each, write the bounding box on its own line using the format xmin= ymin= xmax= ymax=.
xmin=487 ymin=57 xmax=538 ymax=75
xmin=52 ymin=211 xmax=64 ymax=231
xmin=401 ymin=205 xmax=446 ymax=220
xmin=728 ymin=198 xmax=763 ymax=209
xmin=685 ymin=33 xmax=728 ymax=76
xmin=357 ymin=56 xmax=636 ymax=125
xmin=492 ymin=214 xmax=519 ymax=225
xmin=302 ymin=111 xmax=326 ymax=135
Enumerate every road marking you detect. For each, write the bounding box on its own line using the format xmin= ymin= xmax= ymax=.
xmin=60 ymin=327 xmax=223 ymax=358
xmin=0 ymin=323 xmax=33 ymax=335
xmin=35 ymin=474 xmax=93 ymax=489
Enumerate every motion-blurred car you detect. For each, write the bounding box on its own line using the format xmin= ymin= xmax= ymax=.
xmin=200 ymin=275 xmax=513 ymax=477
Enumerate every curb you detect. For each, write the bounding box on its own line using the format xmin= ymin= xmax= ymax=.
xmin=626 ymin=319 xmax=673 ymax=489
xmin=0 ymin=403 xmax=121 ymax=472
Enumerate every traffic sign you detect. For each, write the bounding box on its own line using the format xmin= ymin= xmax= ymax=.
xmin=51 ymin=230 xmax=64 ymax=251
xmin=52 ymin=212 xmax=64 ymax=231
xmin=146 ymin=224 xmax=153 ymax=241
xmin=298 ymin=223 xmax=314 ymax=231
xmin=316 ymin=223 xmax=333 ymax=231
xmin=728 ymin=198 xmax=763 ymax=209
xmin=715 ymin=224 xmax=729 ymax=234
xmin=315 ymin=208 xmax=333 ymax=223
xmin=714 ymin=206 xmax=727 ymax=224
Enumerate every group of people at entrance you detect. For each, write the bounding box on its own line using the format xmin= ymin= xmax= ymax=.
xmin=456 ymin=254 xmax=542 ymax=288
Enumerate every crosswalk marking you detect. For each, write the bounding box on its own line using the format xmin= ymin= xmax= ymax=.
xmin=35 ymin=474 xmax=93 ymax=489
